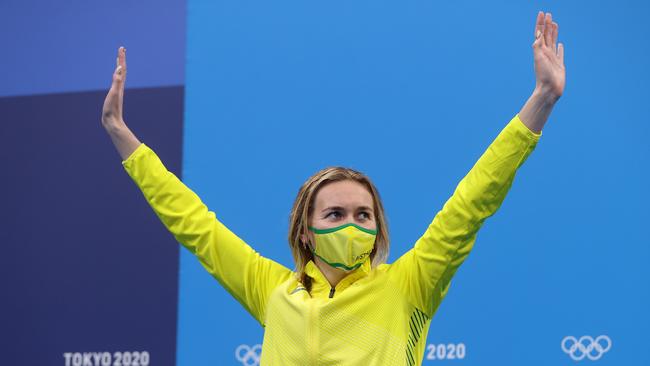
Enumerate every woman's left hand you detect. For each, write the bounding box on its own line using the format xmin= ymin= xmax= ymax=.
xmin=532 ymin=11 xmax=565 ymax=101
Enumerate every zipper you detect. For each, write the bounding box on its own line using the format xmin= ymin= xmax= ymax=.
xmin=308 ymin=299 xmax=318 ymax=365
xmin=328 ymin=287 xmax=336 ymax=298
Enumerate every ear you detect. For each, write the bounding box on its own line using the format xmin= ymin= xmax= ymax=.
xmin=300 ymin=233 xmax=314 ymax=251
xmin=300 ymin=234 xmax=308 ymax=248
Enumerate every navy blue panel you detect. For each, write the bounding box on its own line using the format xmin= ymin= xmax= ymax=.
xmin=0 ymin=0 xmax=186 ymax=97
xmin=0 ymin=86 xmax=184 ymax=364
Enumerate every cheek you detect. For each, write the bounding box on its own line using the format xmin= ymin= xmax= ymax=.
xmin=310 ymin=216 xmax=332 ymax=230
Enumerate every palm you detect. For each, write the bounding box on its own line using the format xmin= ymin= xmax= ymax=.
xmin=532 ymin=12 xmax=565 ymax=98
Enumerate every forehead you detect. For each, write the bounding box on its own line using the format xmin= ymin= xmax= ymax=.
xmin=313 ymin=180 xmax=374 ymax=210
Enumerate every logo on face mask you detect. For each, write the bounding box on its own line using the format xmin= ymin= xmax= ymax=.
xmin=354 ymin=249 xmax=373 ymax=262
xmin=309 ymin=223 xmax=377 ymax=271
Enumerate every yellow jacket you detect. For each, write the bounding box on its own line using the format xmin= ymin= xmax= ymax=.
xmin=122 ymin=115 xmax=540 ymax=365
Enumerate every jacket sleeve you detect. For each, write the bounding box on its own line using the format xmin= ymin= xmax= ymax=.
xmin=389 ymin=114 xmax=541 ymax=317
xmin=122 ymin=143 xmax=293 ymax=326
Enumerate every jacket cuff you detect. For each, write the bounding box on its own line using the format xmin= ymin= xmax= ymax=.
xmin=121 ymin=143 xmax=148 ymax=169
xmin=511 ymin=114 xmax=542 ymax=141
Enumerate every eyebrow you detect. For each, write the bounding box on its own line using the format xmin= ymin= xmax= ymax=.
xmin=321 ymin=206 xmax=374 ymax=213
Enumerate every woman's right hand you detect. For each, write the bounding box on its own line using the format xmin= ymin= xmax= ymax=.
xmin=102 ymin=47 xmax=127 ymax=131
xmin=101 ymin=47 xmax=141 ymax=160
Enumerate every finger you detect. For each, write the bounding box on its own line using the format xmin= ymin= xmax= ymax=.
xmin=552 ymin=21 xmax=559 ymax=50
xmin=558 ymin=42 xmax=564 ymax=64
xmin=533 ymin=12 xmax=544 ymax=49
xmin=534 ymin=11 xmax=544 ymax=39
xmin=544 ymin=12 xmax=553 ymax=47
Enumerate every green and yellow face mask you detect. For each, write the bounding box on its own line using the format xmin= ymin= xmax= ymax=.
xmin=308 ymin=223 xmax=377 ymax=271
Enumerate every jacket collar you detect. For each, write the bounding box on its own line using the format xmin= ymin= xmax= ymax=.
xmin=304 ymin=259 xmax=371 ymax=298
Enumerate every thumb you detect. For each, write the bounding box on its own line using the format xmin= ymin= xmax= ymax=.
xmin=532 ymin=30 xmax=543 ymax=48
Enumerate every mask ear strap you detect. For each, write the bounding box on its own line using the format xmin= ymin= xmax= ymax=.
xmin=302 ymin=229 xmax=315 ymax=251
xmin=305 ymin=238 xmax=318 ymax=261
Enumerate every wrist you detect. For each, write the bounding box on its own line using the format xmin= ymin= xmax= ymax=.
xmin=102 ymin=118 xmax=127 ymax=135
xmin=533 ymin=84 xmax=561 ymax=105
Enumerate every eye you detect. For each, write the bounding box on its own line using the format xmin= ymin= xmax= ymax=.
xmin=325 ymin=211 xmax=342 ymax=219
xmin=357 ymin=211 xmax=371 ymax=220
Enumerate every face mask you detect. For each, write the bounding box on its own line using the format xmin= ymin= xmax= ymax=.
xmin=308 ymin=223 xmax=377 ymax=271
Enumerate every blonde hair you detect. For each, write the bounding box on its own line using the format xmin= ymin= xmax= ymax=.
xmin=288 ymin=167 xmax=389 ymax=290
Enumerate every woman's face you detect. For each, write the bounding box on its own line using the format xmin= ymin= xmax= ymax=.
xmin=310 ymin=180 xmax=376 ymax=231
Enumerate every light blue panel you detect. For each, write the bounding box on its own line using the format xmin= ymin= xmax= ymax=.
xmin=182 ymin=0 xmax=649 ymax=364
xmin=0 ymin=0 xmax=185 ymax=97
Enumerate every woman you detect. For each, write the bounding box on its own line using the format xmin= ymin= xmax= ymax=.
xmin=101 ymin=11 xmax=565 ymax=365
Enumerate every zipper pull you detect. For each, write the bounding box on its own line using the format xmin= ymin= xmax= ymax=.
xmin=329 ymin=287 xmax=336 ymax=298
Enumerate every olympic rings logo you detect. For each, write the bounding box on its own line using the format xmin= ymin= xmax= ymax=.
xmin=235 ymin=344 xmax=262 ymax=366
xmin=561 ymin=335 xmax=612 ymax=361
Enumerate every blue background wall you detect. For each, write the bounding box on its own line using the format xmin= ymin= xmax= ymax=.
xmin=2 ymin=0 xmax=648 ymax=365
xmin=0 ymin=0 xmax=185 ymax=97
xmin=180 ymin=0 xmax=648 ymax=365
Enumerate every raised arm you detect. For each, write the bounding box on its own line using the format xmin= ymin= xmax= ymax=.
xmin=101 ymin=47 xmax=292 ymax=325
xmin=389 ymin=11 xmax=565 ymax=316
